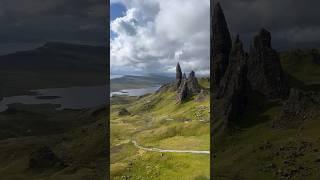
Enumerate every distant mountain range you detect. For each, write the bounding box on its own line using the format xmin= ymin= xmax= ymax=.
xmin=111 ymin=75 xmax=174 ymax=91
xmin=0 ymin=42 xmax=107 ymax=97
xmin=0 ymin=42 xmax=106 ymax=72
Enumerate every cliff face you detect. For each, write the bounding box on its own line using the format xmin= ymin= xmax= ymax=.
xmin=214 ymin=36 xmax=248 ymax=126
xmin=247 ymin=29 xmax=289 ymax=99
xmin=212 ymin=2 xmax=232 ymax=88
xmin=211 ymin=3 xmax=290 ymax=132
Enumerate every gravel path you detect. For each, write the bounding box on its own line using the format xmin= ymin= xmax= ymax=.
xmin=132 ymin=140 xmax=210 ymax=154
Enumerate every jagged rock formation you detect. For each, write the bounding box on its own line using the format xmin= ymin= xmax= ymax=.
xmin=29 ymin=146 xmax=65 ymax=170
xmin=182 ymin=73 xmax=187 ymax=80
xmin=274 ymin=88 xmax=320 ymax=128
xmin=212 ymin=2 xmax=232 ymax=88
xmin=175 ymin=63 xmax=201 ymax=103
xmin=212 ymin=3 xmax=291 ymax=133
xmin=177 ymin=81 xmax=189 ymax=102
xmin=176 ymin=63 xmax=183 ymax=89
xmin=247 ymin=29 xmax=289 ymax=99
xmin=187 ymin=71 xmax=201 ymax=93
xmin=214 ymin=36 xmax=248 ymax=126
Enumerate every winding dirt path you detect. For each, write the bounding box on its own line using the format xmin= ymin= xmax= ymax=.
xmin=131 ymin=140 xmax=210 ymax=154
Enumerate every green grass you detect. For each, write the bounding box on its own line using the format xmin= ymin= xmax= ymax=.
xmin=281 ymin=49 xmax=320 ymax=85
xmin=111 ymin=80 xmax=210 ymax=179
xmin=0 ymin=105 xmax=108 ymax=180
xmin=213 ymin=49 xmax=320 ymax=179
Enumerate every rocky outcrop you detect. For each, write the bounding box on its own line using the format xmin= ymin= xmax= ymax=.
xmin=177 ymin=81 xmax=189 ymax=102
xmin=118 ymin=108 xmax=131 ymax=116
xmin=29 ymin=146 xmax=65 ymax=170
xmin=175 ymin=63 xmax=202 ymax=103
xmin=187 ymin=71 xmax=201 ymax=93
xmin=214 ymin=35 xmax=248 ymax=126
xmin=176 ymin=63 xmax=183 ymax=89
xmin=274 ymin=89 xmax=320 ymax=128
xmin=182 ymin=73 xmax=187 ymax=80
xmin=212 ymin=2 xmax=232 ymax=88
xmin=211 ymin=3 xmax=291 ymax=133
xmin=247 ymin=29 xmax=289 ymax=99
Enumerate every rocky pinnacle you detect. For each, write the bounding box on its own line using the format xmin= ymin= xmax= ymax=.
xmin=176 ymin=62 xmax=182 ymax=89
xmin=247 ymin=29 xmax=289 ymax=99
xmin=212 ymin=2 xmax=232 ymax=88
xmin=187 ymin=71 xmax=201 ymax=93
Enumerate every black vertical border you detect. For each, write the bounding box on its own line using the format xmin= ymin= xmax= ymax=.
xmin=210 ymin=0 xmax=214 ymax=178
xmin=105 ymin=0 xmax=110 ymax=178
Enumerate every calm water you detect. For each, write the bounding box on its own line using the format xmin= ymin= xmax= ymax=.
xmin=0 ymin=85 xmax=161 ymax=112
xmin=110 ymin=86 xmax=161 ymax=97
xmin=0 ymin=86 xmax=107 ymax=112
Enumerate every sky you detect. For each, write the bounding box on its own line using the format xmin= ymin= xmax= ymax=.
xmin=219 ymin=0 xmax=320 ymax=50
xmin=0 ymin=0 xmax=107 ymax=55
xmin=110 ymin=0 xmax=210 ymax=76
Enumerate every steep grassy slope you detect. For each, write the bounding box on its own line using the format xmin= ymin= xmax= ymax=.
xmin=213 ymin=49 xmax=320 ymax=180
xmin=110 ymin=79 xmax=210 ymax=179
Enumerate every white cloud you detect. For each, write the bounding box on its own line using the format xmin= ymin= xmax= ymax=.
xmin=111 ymin=0 xmax=210 ymax=76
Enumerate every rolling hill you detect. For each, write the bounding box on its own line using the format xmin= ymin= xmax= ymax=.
xmin=0 ymin=42 xmax=107 ymax=97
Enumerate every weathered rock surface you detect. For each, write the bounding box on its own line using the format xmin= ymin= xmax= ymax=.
xmin=174 ymin=63 xmax=202 ymax=102
xmin=247 ymin=29 xmax=289 ymax=99
xmin=214 ymin=36 xmax=248 ymax=126
xmin=274 ymin=88 xmax=320 ymax=128
xmin=177 ymin=81 xmax=189 ymax=103
xmin=212 ymin=2 xmax=232 ymax=88
xmin=176 ymin=63 xmax=183 ymax=89
xmin=182 ymin=73 xmax=187 ymax=80
xmin=29 ymin=146 xmax=65 ymax=170
xmin=187 ymin=71 xmax=201 ymax=93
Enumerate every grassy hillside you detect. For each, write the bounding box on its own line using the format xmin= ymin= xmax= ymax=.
xmin=110 ymin=78 xmax=210 ymax=179
xmin=213 ymin=49 xmax=320 ymax=179
xmin=0 ymin=104 xmax=108 ymax=180
xmin=281 ymin=49 xmax=320 ymax=87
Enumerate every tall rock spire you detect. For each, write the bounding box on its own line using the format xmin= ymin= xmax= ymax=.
xmin=176 ymin=62 xmax=182 ymax=89
xmin=187 ymin=71 xmax=201 ymax=93
xmin=212 ymin=2 xmax=232 ymax=88
xmin=214 ymin=35 xmax=248 ymax=128
xmin=247 ymin=29 xmax=289 ymax=99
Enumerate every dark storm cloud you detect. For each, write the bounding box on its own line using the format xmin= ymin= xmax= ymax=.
xmin=0 ymin=0 xmax=107 ymax=53
xmin=218 ymin=0 xmax=320 ymax=49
